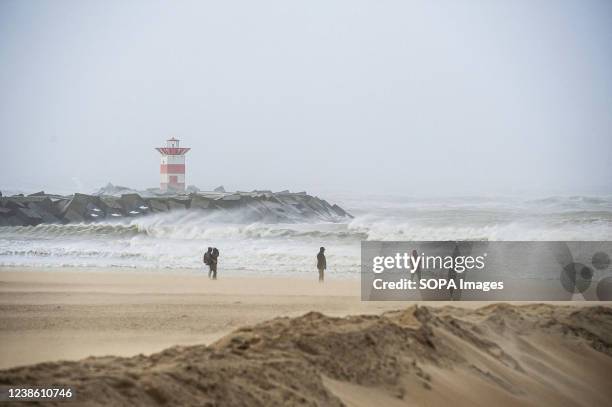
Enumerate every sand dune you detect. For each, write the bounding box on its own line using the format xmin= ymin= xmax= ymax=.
xmin=1 ymin=303 xmax=611 ymax=406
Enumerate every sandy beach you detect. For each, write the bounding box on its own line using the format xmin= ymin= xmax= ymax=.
xmin=0 ymin=267 xmax=610 ymax=406
xmin=1 ymin=268 xmax=612 ymax=406
xmin=2 ymin=268 xmax=608 ymax=370
xmin=0 ymin=267 xmax=405 ymax=369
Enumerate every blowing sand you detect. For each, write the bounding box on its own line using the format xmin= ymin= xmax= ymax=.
xmin=1 ymin=268 xmax=611 ymax=406
xmin=0 ymin=267 xmax=403 ymax=369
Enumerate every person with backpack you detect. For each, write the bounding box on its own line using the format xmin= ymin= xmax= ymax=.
xmin=203 ymin=247 xmax=213 ymax=278
xmin=210 ymin=247 xmax=220 ymax=280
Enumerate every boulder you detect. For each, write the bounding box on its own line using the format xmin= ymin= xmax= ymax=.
xmin=27 ymin=201 xmax=61 ymax=223
xmin=14 ymin=206 xmax=43 ymax=226
xmin=331 ymin=204 xmax=352 ymax=218
xmin=173 ymin=197 xmax=191 ymax=208
xmin=26 ymin=196 xmax=58 ymax=213
xmin=213 ymin=195 xmax=244 ymax=209
xmin=119 ymin=194 xmax=148 ymax=216
xmin=3 ymin=199 xmax=26 ymax=209
xmin=167 ymin=199 xmax=187 ymax=210
xmin=147 ymin=198 xmax=169 ymax=212
xmin=0 ymin=215 xmax=24 ymax=226
xmin=62 ymin=208 xmax=86 ymax=223
xmin=190 ymin=195 xmax=212 ymax=210
xmin=99 ymin=197 xmax=124 ymax=218
xmin=221 ymin=194 xmax=242 ymax=201
xmin=59 ymin=193 xmax=105 ymax=223
xmin=2 ymin=198 xmax=57 ymax=225
xmin=0 ymin=206 xmax=19 ymax=226
xmin=51 ymin=198 xmax=70 ymax=216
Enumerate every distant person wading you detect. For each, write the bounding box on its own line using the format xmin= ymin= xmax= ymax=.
xmin=317 ymin=247 xmax=326 ymax=282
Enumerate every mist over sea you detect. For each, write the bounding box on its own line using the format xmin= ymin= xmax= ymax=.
xmin=1 ymin=194 xmax=611 ymax=277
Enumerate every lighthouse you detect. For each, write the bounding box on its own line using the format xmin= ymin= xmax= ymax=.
xmin=155 ymin=137 xmax=190 ymax=192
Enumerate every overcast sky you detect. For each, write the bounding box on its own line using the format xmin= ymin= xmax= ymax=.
xmin=1 ymin=0 xmax=611 ymax=196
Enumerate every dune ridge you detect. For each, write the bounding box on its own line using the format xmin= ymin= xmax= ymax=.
xmin=1 ymin=304 xmax=611 ymax=406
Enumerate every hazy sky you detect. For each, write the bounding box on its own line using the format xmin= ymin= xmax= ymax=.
xmin=1 ymin=0 xmax=611 ymax=196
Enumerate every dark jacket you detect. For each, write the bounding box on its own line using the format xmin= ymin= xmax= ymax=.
xmin=317 ymin=252 xmax=326 ymax=270
xmin=203 ymin=252 xmax=212 ymax=265
xmin=211 ymin=248 xmax=219 ymax=270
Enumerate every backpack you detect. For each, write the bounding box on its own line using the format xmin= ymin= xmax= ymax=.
xmin=203 ymin=252 xmax=211 ymax=265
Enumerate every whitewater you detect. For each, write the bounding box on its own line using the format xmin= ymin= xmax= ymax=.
xmin=1 ymin=194 xmax=611 ymax=277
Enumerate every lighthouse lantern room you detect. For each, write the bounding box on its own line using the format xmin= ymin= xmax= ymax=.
xmin=155 ymin=137 xmax=190 ymax=192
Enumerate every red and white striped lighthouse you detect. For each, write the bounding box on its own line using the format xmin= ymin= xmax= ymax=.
xmin=155 ymin=137 xmax=190 ymax=192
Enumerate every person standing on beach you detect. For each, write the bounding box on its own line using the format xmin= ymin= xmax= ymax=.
xmin=316 ymin=247 xmax=326 ymax=282
xmin=210 ymin=247 xmax=220 ymax=280
xmin=203 ymin=247 xmax=213 ymax=278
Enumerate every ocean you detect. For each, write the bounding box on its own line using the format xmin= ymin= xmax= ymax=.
xmin=1 ymin=194 xmax=611 ymax=277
